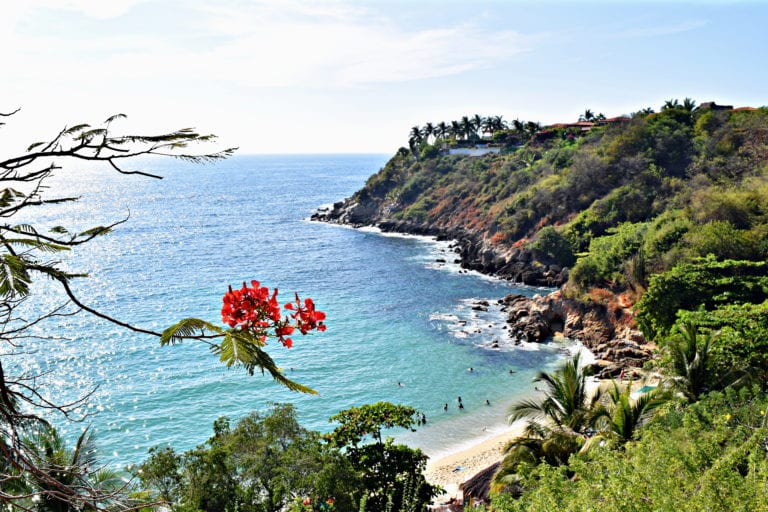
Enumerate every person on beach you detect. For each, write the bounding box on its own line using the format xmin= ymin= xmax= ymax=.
xmin=485 ymin=399 xmax=490 ymax=406
xmin=443 ymin=403 xmax=448 ymax=411
xmin=421 ymin=413 xmax=427 ymax=425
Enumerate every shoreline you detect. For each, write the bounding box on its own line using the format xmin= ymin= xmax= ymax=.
xmin=423 ymin=374 xmax=605 ymax=501
xmin=424 ymin=420 xmax=527 ymax=499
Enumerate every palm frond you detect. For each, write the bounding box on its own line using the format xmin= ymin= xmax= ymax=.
xmin=160 ymin=318 xmax=222 ymax=345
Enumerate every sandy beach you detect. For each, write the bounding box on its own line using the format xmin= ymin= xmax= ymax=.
xmin=423 ymin=375 xmax=615 ymax=501
xmin=424 ymin=420 xmax=527 ymax=501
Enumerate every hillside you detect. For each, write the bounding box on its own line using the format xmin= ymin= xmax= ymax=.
xmin=314 ymin=101 xmax=768 ymax=369
xmin=316 ymin=102 xmax=768 ymax=292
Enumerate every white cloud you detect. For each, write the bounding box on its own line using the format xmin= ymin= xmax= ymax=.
xmin=611 ymin=19 xmax=708 ymax=39
xmin=24 ymin=0 xmax=149 ymax=19
xmin=4 ymin=1 xmax=532 ymax=90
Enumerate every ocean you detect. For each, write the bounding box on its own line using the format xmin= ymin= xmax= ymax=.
xmin=12 ymin=154 xmax=578 ymax=466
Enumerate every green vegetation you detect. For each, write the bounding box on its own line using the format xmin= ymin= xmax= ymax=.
xmin=355 ymin=98 xmax=768 ymax=509
xmin=7 ymin=99 xmax=768 ymax=511
xmin=355 ymin=101 xmax=768 ymax=298
xmin=493 ymin=355 xmax=669 ymax=495
xmin=136 ymin=403 xmax=434 ymax=512
xmin=481 ymin=387 xmax=768 ymax=512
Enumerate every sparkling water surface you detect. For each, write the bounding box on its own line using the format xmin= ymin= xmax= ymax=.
xmin=12 ymin=154 xmax=576 ymax=466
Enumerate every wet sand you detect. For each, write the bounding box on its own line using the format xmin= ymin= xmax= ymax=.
xmin=424 ymin=420 xmax=527 ymax=500
xmin=423 ymin=375 xmax=614 ymax=501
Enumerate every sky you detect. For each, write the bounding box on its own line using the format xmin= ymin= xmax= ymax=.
xmin=2 ymin=0 xmax=767 ymax=155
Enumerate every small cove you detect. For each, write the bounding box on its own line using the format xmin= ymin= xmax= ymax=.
xmin=11 ymin=154 xmax=578 ymax=465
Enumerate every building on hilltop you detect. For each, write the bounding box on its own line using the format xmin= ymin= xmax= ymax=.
xmin=698 ymin=101 xmax=734 ymax=111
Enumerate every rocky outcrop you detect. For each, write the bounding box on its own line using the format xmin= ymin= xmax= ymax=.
xmin=313 ymin=191 xmax=653 ymax=370
xmin=312 ymin=199 xmax=569 ymax=287
xmin=499 ymin=291 xmax=655 ymax=372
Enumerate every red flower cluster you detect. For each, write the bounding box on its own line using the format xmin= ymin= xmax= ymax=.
xmin=221 ymin=280 xmax=325 ymax=348
xmin=285 ymin=293 xmax=327 ymax=335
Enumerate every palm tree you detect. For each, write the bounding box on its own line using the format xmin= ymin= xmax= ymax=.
xmin=682 ymin=97 xmax=697 ymax=111
xmin=662 ymin=98 xmax=680 ymax=110
xmin=508 ymin=352 xmax=596 ymax=433
xmin=460 ymin=116 xmax=474 ymax=141
xmin=524 ymin=121 xmax=541 ymax=138
xmin=579 ymin=109 xmax=595 ymax=122
xmin=666 ymin=321 xmax=753 ymax=401
xmin=421 ymin=122 xmax=435 ymax=143
xmin=494 ymin=353 xmax=597 ymax=489
xmin=481 ymin=116 xmax=495 ymax=137
xmin=471 ymin=114 xmax=484 ymax=138
xmin=588 ymin=379 xmax=668 ymax=444
xmin=23 ymin=426 xmax=133 ymax=512
xmin=408 ymin=125 xmax=423 ymax=145
xmin=450 ymin=120 xmax=461 ymax=141
xmin=667 ymin=321 xmax=717 ymax=401
xmin=492 ymin=115 xmax=507 ymax=132
xmin=435 ymin=121 xmax=449 ymax=141
xmin=633 ymin=107 xmax=655 ymax=117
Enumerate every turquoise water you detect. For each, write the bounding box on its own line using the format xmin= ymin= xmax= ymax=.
xmin=12 ymin=154 xmax=576 ymax=466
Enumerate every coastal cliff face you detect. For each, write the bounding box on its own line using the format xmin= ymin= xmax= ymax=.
xmin=311 ymin=160 xmax=648 ymax=371
xmin=314 ymin=106 xmax=768 ymax=370
xmin=312 ymin=198 xmax=569 ymax=288
xmin=313 ymin=195 xmax=650 ymax=372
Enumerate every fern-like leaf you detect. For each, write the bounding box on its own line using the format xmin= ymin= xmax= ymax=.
xmin=0 ymin=254 xmax=32 ymax=298
xmin=3 ymin=238 xmax=70 ymax=253
xmin=77 ymin=226 xmax=112 ymax=238
xmin=63 ymin=124 xmax=90 ymax=135
xmin=217 ymin=331 xmax=317 ymax=394
xmin=160 ymin=318 xmax=222 ymax=345
xmin=105 ymin=113 xmax=127 ymax=124
xmin=11 ymin=224 xmax=38 ymax=235
xmin=0 ymin=189 xmax=26 ymax=208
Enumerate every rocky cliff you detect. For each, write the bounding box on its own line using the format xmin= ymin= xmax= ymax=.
xmin=312 ymin=199 xmax=569 ymax=288
xmin=312 ymin=184 xmax=653 ymax=372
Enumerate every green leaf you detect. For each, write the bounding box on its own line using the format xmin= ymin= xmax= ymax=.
xmin=26 ymin=141 xmax=45 ymax=152
xmin=63 ymin=124 xmax=90 ymax=135
xmin=160 ymin=318 xmax=222 ymax=345
xmin=49 ymin=226 xmax=70 ymax=234
xmin=78 ymin=128 xmax=107 ymax=141
xmin=0 ymin=254 xmax=32 ymax=298
xmin=0 ymin=189 xmax=26 ymax=208
xmin=105 ymin=113 xmax=127 ymax=124
xmin=77 ymin=226 xmax=112 ymax=238
xmin=3 ymin=238 xmax=70 ymax=253
xmin=216 ymin=330 xmax=316 ymax=394
xmin=11 ymin=223 xmax=37 ymax=234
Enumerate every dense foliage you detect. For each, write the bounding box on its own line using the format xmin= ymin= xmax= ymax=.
xmin=354 ymin=102 xmax=768 ymax=299
xmin=137 ymin=402 xmax=435 ymax=512
xmin=481 ymin=387 xmax=768 ymax=512
xmin=137 ymin=404 xmax=358 ymax=512
xmin=326 ymin=402 xmax=439 ymax=512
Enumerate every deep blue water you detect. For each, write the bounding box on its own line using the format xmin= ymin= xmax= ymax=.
xmin=12 ymin=154 xmax=577 ymax=466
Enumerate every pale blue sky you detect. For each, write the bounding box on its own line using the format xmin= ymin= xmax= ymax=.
xmin=2 ymin=1 xmax=767 ymax=154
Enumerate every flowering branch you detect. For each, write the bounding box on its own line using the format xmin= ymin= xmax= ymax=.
xmin=161 ymin=280 xmax=326 ymax=394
